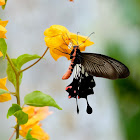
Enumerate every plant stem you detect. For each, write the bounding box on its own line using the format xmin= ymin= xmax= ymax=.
xmin=16 ymin=73 xmax=20 ymax=105
xmin=9 ymin=130 xmax=16 ymax=140
xmin=6 ymin=48 xmax=49 ymax=139
xmin=19 ymin=47 xmax=49 ymax=73
xmin=16 ymin=72 xmax=20 ymax=139
xmin=6 ymin=54 xmax=17 ymax=75
xmin=6 ymin=53 xmax=20 ymax=139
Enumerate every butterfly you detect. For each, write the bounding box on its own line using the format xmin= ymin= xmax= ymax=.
xmin=61 ymin=45 xmax=130 ymax=114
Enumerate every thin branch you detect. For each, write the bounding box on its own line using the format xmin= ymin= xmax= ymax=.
xmin=9 ymin=130 xmax=16 ymax=140
xmin=19 ymin=47 xmax=49 ymax=73
xmin=10 ymin=92 xmax=16 ymax=96
xmin=6 ymin=54 xmax=17 ymax=74
xmin=16 ymin=73 xmax=20 ymax=139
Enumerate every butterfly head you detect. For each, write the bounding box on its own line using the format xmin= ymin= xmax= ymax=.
xmin=70 ymin=46 xmax=81 ymax=59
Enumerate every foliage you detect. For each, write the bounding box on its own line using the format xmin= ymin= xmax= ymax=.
xmin=24 ymin=91 xmax=62 ymax=110
xmin=0 ymin=16 xmax=62 ymax=139
xmin=106 ymin=42 xmax=140 ymax=140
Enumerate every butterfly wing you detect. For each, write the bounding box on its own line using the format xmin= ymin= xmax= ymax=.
xmin=65 ymin=64 xmax=95 ymax=114
xmin=80 ymin=53 xmax=130 ymax=79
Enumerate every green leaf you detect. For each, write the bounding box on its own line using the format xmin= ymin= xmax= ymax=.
xmin=7 ymin=104 xmax=22 ymax=118
xmin=16 ymin=54 xmax=41 ymax=69
xmin=14 ymin=110 xmax=28 ymax=125
xmin=0 ymin=38 xmax=7 ymax=59
xmin=24 ymin=91 xmax=62 ymax=110
xmin=0 ymin=89 xmax=9 ymax=95
xmin=2 ymin=0 xmax=8 ymax=10
xmin=6 ymin=59 xmax=23 ymax=87
xmin=26 ymin=129 xmax=38 ymax=140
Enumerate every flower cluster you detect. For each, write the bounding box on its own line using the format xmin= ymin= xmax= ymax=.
xmin=0 ymin=20 xmax=8 ymax=57
xmin=20 ymin=106 xmax=52 ymax=140
xmin=44 ymin=25 xmax=94 ymax=60
xmin=0 ymin=20 xmax=8 ymax=38
xmin=0 ymin=77 xmax=11 ymax=102
xmin=0 ymin=0 xmax=5 ymax=6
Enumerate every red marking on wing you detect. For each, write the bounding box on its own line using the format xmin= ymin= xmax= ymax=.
xmin=65 ymin=86 xmax=72 ymax=91
xmin=62 ymin=47 xmax=77 ymax=80
xmin=68 ymin=95 xmax=71 ymax=98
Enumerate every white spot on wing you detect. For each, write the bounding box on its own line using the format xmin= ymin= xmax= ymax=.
xmin=74 ymin=64 xmax=81 ymax=79
xmin=85 ymin=72 xmax=88 ymax=77
xmin=81 ymin=65 xmax=85 ymax=74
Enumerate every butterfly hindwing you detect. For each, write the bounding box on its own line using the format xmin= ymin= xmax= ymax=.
xmin=66 ymin=64 xmax=95 ymax=99
xmin=65 ymin=64 xmax=95 ymax=114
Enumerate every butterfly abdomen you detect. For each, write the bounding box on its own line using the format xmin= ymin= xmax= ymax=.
xmin=62 ymin=59 xmax=75 ymax=80
xmin=62 ymin=46 xmax=81 ymax=80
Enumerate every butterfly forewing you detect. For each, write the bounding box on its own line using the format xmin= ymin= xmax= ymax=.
xmin=81 ymin=53 xmax=130 ymax=79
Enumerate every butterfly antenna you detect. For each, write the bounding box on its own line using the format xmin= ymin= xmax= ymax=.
xmin=67 ymin=32 xmax=79 ymax=46
xmin=53 ymin=48 xmax=70 ymax=55
xmin=59 ymin=46 xmax=70 ymax=55
xmin=79 ymin=32 xmax=94 ymax=46
xmin=65 ymin=33 xmax=74 ymax=50
xmin=61 ymin=34 xmax=74 ymax=51
xmin=77 ymin=32 xmax=80 ymax=46
xmin=66 ymin=33 xmax=79 ymax=48
xmin=61 ymin=35 xmax=69 ymax=46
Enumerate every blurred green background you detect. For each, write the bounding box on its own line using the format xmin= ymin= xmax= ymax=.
xmin=0 ymin=0 xmax=140 ymax=140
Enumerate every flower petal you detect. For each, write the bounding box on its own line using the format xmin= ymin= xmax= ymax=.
xmin=34 ymin=107 xmax=52 ymax=121
xmin=0 ymin=0 xmax=5 ymax=6
xmin=44 ymin=35 xmax=65 ymax=48
xmin=0 ymin=77 xmax=7 ymax=86
xmin=70 ymin=32 xmax=94 ymax=46
xmin=21 ymin=106 xmax=52 ymax=129
xmin=44 ymin=25 xmax=69 ymax=37
xmin=22 ymin=106 xmax=35 ymax=119
xmin=31 ymin=125 xmax=50 ymax=140
xmin=44 ymin=25 xmax=94 ymax=60
xmin=20 ymin=124 xmax=50 ymax=140
xmin=0 ymin=51 xmax=3 ymax=57
xmin=0 ymin=93 xmax=11 ymax=102
xmin=49 ymin=48 xmax=62 ymax=61
xmin=0 ymin=20 xmax=8 ymax=27
xmin=20 ymin=106 xmax=51 ymax=140
xmin=0 ymin=25 xmax=7 ymax=38
xmin=0 ymin=77 xmax=11 ymax=102
xmin=51 ymin=45 xmax=71 ymax=60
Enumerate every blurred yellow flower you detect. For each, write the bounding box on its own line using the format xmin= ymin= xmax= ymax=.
xmin=20 ymin=106 xmax=52 ymax=140
xmin=0 ymin=0 xmax=5 ymax=6
xmin=0 ymin=77 xmax=11 ymax=102
xmin=44 ymin=25 xmax=94 ymax=60
xmin=0 ymin=20 xmax=8 ymax=38
xmin=0 ymin=51 xmax=3 ymax=57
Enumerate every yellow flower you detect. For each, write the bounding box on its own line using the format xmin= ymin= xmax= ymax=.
xmin=0 ymin=77 xmax=11 ymax=102
xmin=0 ymin=20 xmax=8 ymax=38
xmin=20 ymin=106 xmax=52 ymax=140
xmin=0 ymin=0 xmax=5 ymax=6
xmin=44 ymin=25 xmax=94 ymax=61
xmin=0 ymin=51 xmax=3 ymax=57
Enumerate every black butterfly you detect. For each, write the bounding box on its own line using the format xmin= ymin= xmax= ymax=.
xmin=62 ymin=46 xmax=130 ymax=114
